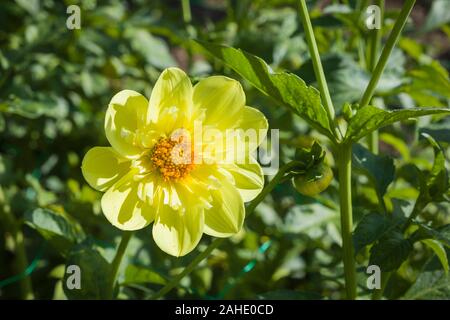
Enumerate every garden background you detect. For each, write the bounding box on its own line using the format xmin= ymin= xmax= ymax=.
xmin=0 ymin=0 xmax=449 ymax=300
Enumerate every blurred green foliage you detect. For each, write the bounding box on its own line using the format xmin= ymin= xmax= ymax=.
xmin=0 ymin=0 xmax=449 ymax=300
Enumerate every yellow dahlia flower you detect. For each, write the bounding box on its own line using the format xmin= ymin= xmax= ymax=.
xmin=81 ymin=67 xmax=268 ymax=257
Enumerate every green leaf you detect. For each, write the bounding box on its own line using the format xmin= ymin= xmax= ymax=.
xmin=345 ymin=105 xmax=450 ymax=143
xmin=80 ymin=71 xmax=109 ymax=98
xmin=406 ymin=64 xmax=450 ymax=101
xmin=297 ymin=52 xmax=404 ymax=111
xmin=379 ymin=132 xmax=410 ymax=160
xmin=0 ymin=96 xmax=69 ymax=119
xmin=63 ymin=242 xmax=112 ymax=300
xmin=293 ymin=141 xmax=325 ymax=171
xmin=352 ymin=143 xmax=395 ymax=197
xmin=25 ymin=208 xmax=85 ymax=256
xmin=369 ymin=231 xmax=413 ymax=272
xmin=419 ymin=123 xmax=450 ymax=144
xmin=126 ymin=28 xmax=176 ymax=69
xmin=15 ymin=0 xmax=40 ymax=15
xmin=193 ymin=40 xmax=336 ymax=141
xmin=0 ymin=113 xmax=5 ymax=132
xmin=421 ymin=239 xmax=449 ymax=274
xmin=122 ymin=264 xmax=167 ymax=286
xmin=282 ymin=203 xmax=337 ymax=235
xmin=257 ymin=290 xmax=322 ymax=300
xmin=403 ymin=248 xmax=450 ymax=299
xmin=413 ymin=134 xmax=449 ymax=211
xmin=423 ymin=0 xmax=450 ymax=32
xmin=411 ymin=224 xmax=450 ymax=249
xmin=421 ymin=134 xmax=449 ymax=200
xmin=353 ymin=213 xmax=403 ymax=254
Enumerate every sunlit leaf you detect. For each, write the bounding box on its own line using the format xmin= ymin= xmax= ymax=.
xmin=421 ymin=239 xmax=449 ymax=274
xmin=413 ymin=134 xmax=449 ymax=212
xmin=410 ymin=224 xmax=450 ymax=249
xmin=297 ymin=52 xmax=405 ymax=111
xmin=423 ymin=0 xmax=450 ymax=32
xmin=25 ymin=208 xmax=85 ymax=256
xmin=403 ymin=248 xmax=450 ymax=299
xmin=126 ymin=28 xmax=176 ymax=69
xmin=345 ymin=105 xmax=450 ymax=143
xmin=379 ymin=133 xmax=410 ymax=160
xmin=123 ymin=264 xmax=167 ymax=286
xmin=194 ymin=41 xmax=336 ymax=141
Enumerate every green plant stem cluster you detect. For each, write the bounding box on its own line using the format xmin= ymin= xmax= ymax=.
xmin=298 ymin=0 xmax=416 ymax=299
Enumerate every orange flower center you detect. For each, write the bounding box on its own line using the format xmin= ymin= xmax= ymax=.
xmin=151 ymin=136 xmax=194 ymax=181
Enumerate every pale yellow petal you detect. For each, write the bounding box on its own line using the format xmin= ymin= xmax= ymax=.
xmin=202 ymin=107 xmax=267 ymax=165
xmin=193 ymin=76 xmax=245 ymax=130
xmin=174 ymin=178 xmax=213 ymax=210
xmin=199 ymin=125 xmax=250 ymax=166
xmin=152 ymin=204 xmax=204 ymax=257
xmin=203 ymin=179 xmax=245 ymax=237
xmin=237 ymin=106 xmax=268 ymax=151
xmin=222 ymin=156 xmax=264 ymax=202
xmin=104 ymin=90 xmax=148 ymax=158
xmin=137 ymin=173 xmax=159 ymax=205
xmin=101 ymin=174 xmax=155 ymax=231
xmin=148 ymin=67 xmax=193 ymax=127
xmin=81 ymin=147 xmax=131 ymax=192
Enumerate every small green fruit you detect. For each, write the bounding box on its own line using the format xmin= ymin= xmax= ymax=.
xmin=293 ymin=163 xmax=333 ymax=196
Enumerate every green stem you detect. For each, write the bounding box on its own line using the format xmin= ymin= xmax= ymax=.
xmin=181 ymin=0 xmax=192 ymax=24
xmin=298 ymin=0 xmax=358 ymax=299
xmin=357 ymin=0 xmax=370 ymax=68
xmin=246 ymin=161 xmax=301 ymax=214
xmin=367 ymin=129 xmax=379 ymax=154
xmin=152 ymin=238 xmax=224 ymax=300
xmin=359 ymin=0 xmax=415 ymax=109
xmin=338 ymin=143 xmax=357 ymax=299
xmin=366 ymin=0 xmax=384 ymax=154
xmin=108 ymin=231 xmax=133 ymax=299
xmin=298 ymin=0 xmax=341 ymax=140
xmin=151 ymin=161 xmax=300 ymax=299
xmin=367 ymin=0 xmax=384 ymax=72
xmin=13 ymin=231 xmax=34 ymax=299
xmin=0 ymin=187 xmax=34 ymax=299
xmin=371 ymin=271 xmax=391 ymax=300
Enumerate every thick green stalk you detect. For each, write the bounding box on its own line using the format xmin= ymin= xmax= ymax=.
xmin=298 ymin=0 xmax=356 ymax=299
xmin=151 ymin=161 xmax=300 ymax=299
xmin=298 ymin=0 xmax=341 ymax=140
xmin=360 ymin=0 xmax=416 ymax=108
xmin=108 ymin=231 xmax=133 ymax=299
xmin=338 ymin=143 xmax=357 ymax=299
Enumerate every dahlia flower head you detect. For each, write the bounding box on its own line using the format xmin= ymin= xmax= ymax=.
xmin=81 ymin=67 xmax=268 ymax=256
